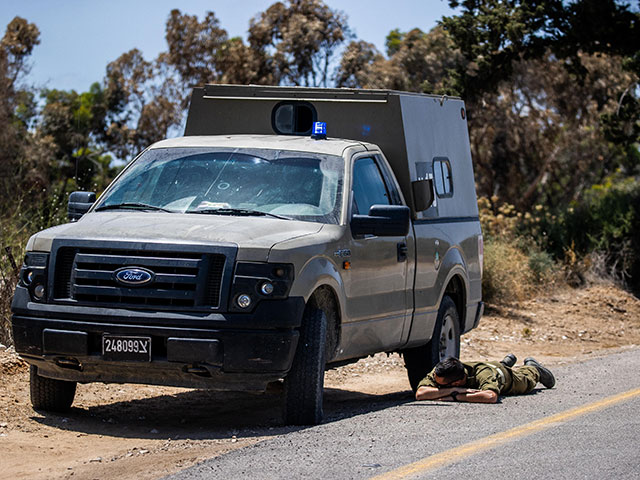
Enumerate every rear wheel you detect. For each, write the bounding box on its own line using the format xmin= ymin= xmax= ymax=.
xmin=30 ymin=366 xmax=77 ymax=412
xmin=403 ymin=295 xmax=460 ymax=392
xmin=283 ymin=307 xmax=327 ymax=425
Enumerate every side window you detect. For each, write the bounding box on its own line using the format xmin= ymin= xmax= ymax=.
xmin=375 ymin=155 xmax=403 ymax=205
xmin=433 ymin=157 xmax=453 ymax=197
xmin=352 ymin=157 xmax=391 ymax=215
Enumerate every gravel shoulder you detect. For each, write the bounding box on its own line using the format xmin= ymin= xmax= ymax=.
xmin=1 ymin=283 xmax=639 ymax=480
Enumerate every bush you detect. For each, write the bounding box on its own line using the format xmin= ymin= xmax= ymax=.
xmin=0 ymin=189 xmax=70 ymax=346
xmin=0 ymin=247 xmax=20 ymax=347
xmin=482 ymin=239 xmax=531 ymax=304
xmin=479 ymin=196 xmax=562 ymax=304
xmin=1 ymin=233 xmax=25 ymax=347
xmin=559 ymin=177 xmax=640 ymax=290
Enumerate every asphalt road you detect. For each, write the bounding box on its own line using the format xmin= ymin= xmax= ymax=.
xmin=165 ymin=348 xmax=640 ymax=480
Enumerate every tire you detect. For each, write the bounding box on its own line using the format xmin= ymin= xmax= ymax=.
xmin=283 ymin=307 xmax=327 ymax=425
xmin=30 ymin=366 xmax=77 ymax=412
xmin=403 ymin=295 xmax=460 ymax=392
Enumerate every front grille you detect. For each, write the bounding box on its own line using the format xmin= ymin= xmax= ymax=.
xmin=54 ymin=247 xmax=77 ymax=298
xmin=52 ymin=247 xmax=226 ymax=309
xmin=204 ymin=254 xmax=226 ymax=306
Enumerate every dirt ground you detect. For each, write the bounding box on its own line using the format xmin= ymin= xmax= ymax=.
xmin=1 ymin=283 xmax=639 ymax=480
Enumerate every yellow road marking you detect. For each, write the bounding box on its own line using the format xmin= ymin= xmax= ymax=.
xmin=371 ymin=387 xmax=640 ymax=480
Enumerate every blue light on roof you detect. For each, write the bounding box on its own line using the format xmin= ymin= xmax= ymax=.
xmin=311 ymin=121 xmax=327 ymax=140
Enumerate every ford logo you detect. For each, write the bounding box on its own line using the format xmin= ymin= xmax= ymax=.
xmin=114 ymin=267 xmax=155 ymax=286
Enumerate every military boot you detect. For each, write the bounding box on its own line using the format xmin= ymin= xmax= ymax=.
xmin=524 ymin=357 xmax=556 ymax=388
xmin=500 ymin=353 xmax=517 ymax=368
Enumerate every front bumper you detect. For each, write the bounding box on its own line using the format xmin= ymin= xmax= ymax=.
xmin=11 ymin=286 xmax=304 ymax=391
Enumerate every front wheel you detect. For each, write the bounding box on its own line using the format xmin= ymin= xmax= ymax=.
xmin=30 ymin=366 xmax=77 ymax=412
xmin=283 ymin=307 xmax=327 ymax=425
xmin=403 ymin=295 xmax=460 ymax=391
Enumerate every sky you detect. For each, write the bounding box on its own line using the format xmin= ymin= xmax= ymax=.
xmin=0 ymin=0 xmax=456 ymax=93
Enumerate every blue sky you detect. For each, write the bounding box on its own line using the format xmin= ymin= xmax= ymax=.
xmin=0 ymin=0 xmax=455 ymax=93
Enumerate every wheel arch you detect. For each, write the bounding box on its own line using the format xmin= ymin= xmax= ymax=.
xmin=444 ymin=274 xmax=466 ymax=334
xmin=436 ymin=246 xmax=470 ymax=332
xmin=306 ymin=285 xmax=341 ymax=363
xmin=289 ymin=254 xmax=346 ymax=361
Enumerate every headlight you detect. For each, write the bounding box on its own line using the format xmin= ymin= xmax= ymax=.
xmin=20 ymin=252 xmax=50 ymax=302
xmin=229 ymin=262 xmax=294 ymax=312
xmin=236 ymin=294 xmax=252 ymax=309
xmin=260 ymin=282 xmax=274 ymax=295
xmin=22 ymin=269 xmax=34 ymax=285
xmin=33 ymin=283 xmax=46 ymax=300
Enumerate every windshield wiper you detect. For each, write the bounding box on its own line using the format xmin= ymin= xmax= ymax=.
xmin=190 ymin=208 xmax=291 ymax=220
xmin=95 ymin=203 xmax=173 ymax=213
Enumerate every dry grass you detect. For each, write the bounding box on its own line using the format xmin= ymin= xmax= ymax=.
xmin=0 ymin=245 xmax=21 ymax=346
xmin=482 ymin=239 xmax=534 ymax=304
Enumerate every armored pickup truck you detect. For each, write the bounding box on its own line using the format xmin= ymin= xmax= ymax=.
xmin=11 ymin=86 xmax=483 ymax=425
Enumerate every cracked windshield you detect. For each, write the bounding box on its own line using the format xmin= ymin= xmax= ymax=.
xmin=95 ymin=147 xmax=344 ymax=224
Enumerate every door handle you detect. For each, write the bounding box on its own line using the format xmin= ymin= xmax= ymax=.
xmin=397 ymin=242 xmax=408 ymax=262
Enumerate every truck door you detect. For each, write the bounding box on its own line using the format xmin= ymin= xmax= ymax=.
xmin=340 ymin=155 xmax=413 ymax=357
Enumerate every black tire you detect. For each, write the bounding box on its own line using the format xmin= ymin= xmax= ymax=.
xmin=283 ymin=307 xmax=327 ymax=425
xmin=30 ymin=366 xmax=77 ymax=412
xmin=403 ymin=295 xmax=460 ymax=392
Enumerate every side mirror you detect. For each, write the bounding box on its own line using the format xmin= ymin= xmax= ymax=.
xmin=412 ymin=179 xmax=434 ymax=211
xmin=351 ymin=205 xmax=411 ymax=237
xmin=68 ymin=191 xmax=96 ymax=222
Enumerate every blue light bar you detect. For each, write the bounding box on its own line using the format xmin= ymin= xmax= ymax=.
xmin=311 ymin=121 xmax=327 ymax=140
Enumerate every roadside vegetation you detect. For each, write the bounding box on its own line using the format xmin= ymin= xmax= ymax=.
xmin=1 ymin=0 xmax=639 ymax=346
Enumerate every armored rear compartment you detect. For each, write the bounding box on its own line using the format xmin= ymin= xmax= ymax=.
xmin=185 ymin=85 xmax=478 ymax=220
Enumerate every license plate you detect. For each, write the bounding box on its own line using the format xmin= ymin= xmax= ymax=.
xmin=102 ymin=335 xmax=151 ymax=362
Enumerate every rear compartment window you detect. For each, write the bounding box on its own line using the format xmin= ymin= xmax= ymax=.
xmin=272 ymin=101 xmax=317 ymax=135
xmin=433 ymin=157 xmax=453 ymax=198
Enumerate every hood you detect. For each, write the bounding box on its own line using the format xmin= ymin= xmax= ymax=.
xmin=30 ymin=212 xmax=324 ymax=259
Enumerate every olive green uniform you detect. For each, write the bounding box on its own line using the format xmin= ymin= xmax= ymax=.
xmin=417 ymin=361 xmax=540 ymax=396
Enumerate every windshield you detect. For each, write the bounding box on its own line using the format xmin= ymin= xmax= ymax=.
xmin=94 ymin=147 xmax=344 ymax=224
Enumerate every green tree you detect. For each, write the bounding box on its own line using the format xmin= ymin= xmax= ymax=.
xmin=0 ymin=17 xmax=41 ymax=205
xmin=441 ymin=1 xmax=640 ymax=143
xmin=335 ymin=40 xmax=397 ymax=89
xmin=470 ymin=52 xmax=637 ymax=210
xmin=249 ymin=0 xmax=351 ymax=86
xmin=336 ymin=26 xmax=461 ymax=92
xmin=39 ymin=84 xmax=115 ymax=202
xmin=103 ymin=48 xmax=183 ymax=159
xmin=161 ymin=9 xmax=229 ymax=86
xmin=159 ymin=9 xmax=274 ymax=89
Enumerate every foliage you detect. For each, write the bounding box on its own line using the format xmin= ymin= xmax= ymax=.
xmin=442 ymin=1 xmax=640 ymax=193
xmin=482 ymin=238 xmax=532 ymax=304
xmin=478 ymin=196 xmax=561 ymax=304
xmin=477 ymin=196 xmax=522 ymax=241
xmin=337 ymin=4 xmax=638 ymax=211
xmin=104 ymin=49 xmax=183 ymax=159
xmin=479 ymin=172 xmax=640 ymax=298
xmin=0 ymin=248 xmax=19 ymax=346
xmin=0 ymin=1 xmax=639 ymax=333
xmin=1 ymin=188 xmax=70 ymax=346
xmin=471 ymin=51 xmax=637 ymax=211
xmin=553 ymin=176 xmax=640 ymax=289
xmin=442 ymin=0 xmax=640 ymax=101
xmin=249 ymin=0 xmax=350 ymax=87
xmin=0 ymin=17 xmax=41 ymax=207
xmin=336 ymin=26 xmax=461 ymax=93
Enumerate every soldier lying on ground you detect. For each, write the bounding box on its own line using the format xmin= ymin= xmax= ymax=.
xmin=415 ymin=355 xmax=556 ymax=403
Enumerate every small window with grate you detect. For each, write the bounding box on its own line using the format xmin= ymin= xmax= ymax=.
xmin=433 ymin=157 xmax=453 ymax=198
xmin=272 ymin=101 xmax=317 ymax=135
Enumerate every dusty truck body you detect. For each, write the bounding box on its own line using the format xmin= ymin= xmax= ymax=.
xmin=11 ymin=85 xmax=483 ymax=425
